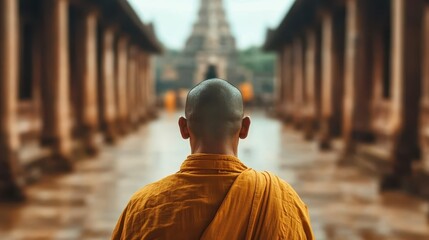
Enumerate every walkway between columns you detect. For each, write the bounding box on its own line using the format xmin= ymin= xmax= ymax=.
xmin=0 ymin=111 xmax=428 ymax=240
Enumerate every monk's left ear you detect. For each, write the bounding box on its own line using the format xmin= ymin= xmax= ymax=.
xmin=239 ymin=116 xmax=251 ymax=139
xmin=178 ymin=117 xmax=190 ymax=139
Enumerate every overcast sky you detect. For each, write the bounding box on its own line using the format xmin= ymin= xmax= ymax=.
xmin=128 ymin=0 xmax=294 ymax=50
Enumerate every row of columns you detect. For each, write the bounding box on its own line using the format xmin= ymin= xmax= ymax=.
xmin=99 ymin=27 xmax=154 ymax=142
xmin=0 ymin=0 xmax=156 ymax=199
xmin=277 ymin=9 xmax=342 ymax=148
xmin=276 ymin=0 xmax=429 ymax=183
xmin=277 ymin=1 xmax=377 ymax=149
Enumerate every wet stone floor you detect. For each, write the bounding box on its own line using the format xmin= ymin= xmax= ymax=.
xmin=0 ymin=110 xmax=428 ymax=240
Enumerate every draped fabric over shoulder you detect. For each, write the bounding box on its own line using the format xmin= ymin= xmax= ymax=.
xmin=111 ymin=154 xmax=314 ymax=240
xmin=201 ymin=169 xmax=314 ymax=239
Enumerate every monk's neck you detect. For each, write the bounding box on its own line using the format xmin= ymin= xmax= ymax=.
xmin=191 ymin=143 xmax=237 ymax=157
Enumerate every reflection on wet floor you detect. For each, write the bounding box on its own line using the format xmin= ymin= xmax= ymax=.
xmin=0 ymin=110 xmax=428 ymax=240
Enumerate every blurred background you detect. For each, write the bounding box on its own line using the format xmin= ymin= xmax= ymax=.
xmin=0 ymin=0 xmax=429 ymax=239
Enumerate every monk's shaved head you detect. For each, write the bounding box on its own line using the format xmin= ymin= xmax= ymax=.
xmin=185 ymin=78 xmax=244 ymax=140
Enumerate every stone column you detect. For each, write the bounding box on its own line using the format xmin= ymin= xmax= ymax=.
xmin=134 ymin=50 xmax=142 ymax=123
xmin=280 ymin=47 xmax=286 ymax=120
xmin=127 ymin=45 xmax=138 ymax=128
xmin=145 ymin=55 xmax=156 ymax=117
xmin=386 ymin=0 xmax=423 ymax=186
xmin=41 ymin=0 xmax=73 ymax=171
xmin=139 ymin=51 xmax=148 ymax=120
xmin=293 ymin=38 xmax=304 ymax=128
xmin=371 ymin=23 xmax=385 ymax=111
xmin=134 ymin=49 xmax=142 ymax=124
xmin=284 ymin=45 xmax=294 ymax=122
xmin=138 ymin=50 xmax=147 ymax=122
xmin=142 ymin=52 xmax=150 ymax=117
xmin=116 ymin=35 xmax=129 ymax=134
xmin=275 ymin=47 xmax=286 ymax=119
xmin=341 ymin=0 xmax=374 ymax=159
xmin=304 ymin=29 xmax=317 ymax=140
xmin=100 ymin=26 xmax=118 ymax=143
xmin=145 ymin=54 xmax=152 ymax=114
xmin=280 ymin=45 xmax=292 ymax=121
xmin=0 ymin=0 xmax=26 ymax=200
xmin=275 ymin=50 xmax=284 ymax=117
xmin=320 ymin=11 xmax=335 ymax=149
xmin=390 ymin=0 xmax=405 ymax=134
xmin=422 ymin=3 xmax=429 ymax=173
xmin=74 ymin=9 xmax=99 ymax=155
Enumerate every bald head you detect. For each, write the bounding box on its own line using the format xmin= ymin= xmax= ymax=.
xmin=185 ymin=78 xmax=244 ymax=140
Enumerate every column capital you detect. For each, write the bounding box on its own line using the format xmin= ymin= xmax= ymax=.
xmin=103 ymin=23 xmax=120 ymax=34
xmin=118 ymin=34 xmax=131 ymax=43
xmin=316 ymin=6 xmax=332 ymax=20
xmin=77 ymin=2 xmax=101 ymax=17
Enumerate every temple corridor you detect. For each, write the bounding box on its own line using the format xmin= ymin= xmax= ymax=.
xmin=0 ymin=110 xmax=428 ymax=240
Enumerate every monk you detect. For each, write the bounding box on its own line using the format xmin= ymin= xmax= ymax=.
xmin=112 ymin=78 xmax=314 ymax=239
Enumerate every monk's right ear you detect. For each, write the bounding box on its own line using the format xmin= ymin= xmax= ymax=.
xmin=178 ymin=117 xmax=190 ymax=139
xmin=239 ymin=116 xmax=251 ymax=139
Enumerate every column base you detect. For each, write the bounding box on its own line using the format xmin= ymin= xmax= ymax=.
xmin=380 ymin=145 xmax=411 ymax=191
xmin=319 ymin=118 xmax=333 ymax=150
xmin=380 ymin=173 xmax=402 ymax=191
xmin=45 ymin=154 xmax=74 ymax=173
xmin=281 ymin=115 xmax=292 ymax=124
xmin=129 ymin=118 xmax=141 ymax=131
xmin=40 ymin=137 xmax=74 ymax=172
xmin=105 ymin=133 xmax=118 ymax=144
xmin=405 ymin=168 xmax=429 ymax=199
xmin=303 ymin=116 xmax=317 ymax=141
xmin=138 ymin=116 xmax=148 ymax=125
xmin=293 ymin=116 xmax=303 ymax=130
xmin=335 ymin=137 xmax=356 ymax=165
xmin=319 ymin=139 xmax=332 ymax=150
xmin=83 ymin=128 xmax=100 ymax=157
xmin=319 ymin=132 xmax=332 ymax=150
xmin=337 ymin=149 xmax=355 ymax=166
xmin=147 ymin=108 xmax=159 ymax=119
xmin=84 ymin=141 xmax=99 ymax=157
xmin=304 ymin=131 xmax=314 ymax=141
xmin=117 ymin=118 xmax=131 ymax=136
xmin=103 ymin=121 xmax=118 ymax=144
xmin=0 ymin=184 xmax=26 ymax=202
xmin=75 ymin=125 xmax=100 ymax=157
xmin=0 ymin=146 xmax=26 ymax=201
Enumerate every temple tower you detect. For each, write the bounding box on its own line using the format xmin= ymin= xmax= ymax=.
xmin=178 ymin=0 xmax=242 ymax=87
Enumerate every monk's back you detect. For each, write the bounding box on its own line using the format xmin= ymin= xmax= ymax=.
xmin=123 ymin=172 xmax=238 ymax=239
xmin=112 ymin=154 xmax=314 ymax=240
xmin=112 ymin=154 xmax=244 ymax=240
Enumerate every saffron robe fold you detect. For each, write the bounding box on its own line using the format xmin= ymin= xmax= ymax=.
xmin=201 ymin=169 xmax=313 ymax=239
xmin=111 ymin=154 xmax=314 ymax=240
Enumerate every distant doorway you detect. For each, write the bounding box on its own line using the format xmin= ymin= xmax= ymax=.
xmin=204 ymin=64 xmax=218 ymax=79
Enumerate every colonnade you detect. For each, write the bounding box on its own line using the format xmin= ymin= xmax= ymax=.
xmin=0 ymin=0 xmax=161 ymax=200
xmin=266 ymin=0 xmax=429 ymax=193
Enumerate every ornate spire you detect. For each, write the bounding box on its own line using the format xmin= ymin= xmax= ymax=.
xmin=184 ymin=0 xmax=236 ymax=53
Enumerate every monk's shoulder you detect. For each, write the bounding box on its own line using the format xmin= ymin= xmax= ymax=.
xmin=263 ymin=172 xmax=303 ymax=200
xmin=262 ymin=171 xmax=309 ymax=217
xmin=128 ymin=174 xmax=180 ymax=209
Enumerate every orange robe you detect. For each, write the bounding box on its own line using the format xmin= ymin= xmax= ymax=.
xmin=112 ymin=154 xmax=314 ymax=240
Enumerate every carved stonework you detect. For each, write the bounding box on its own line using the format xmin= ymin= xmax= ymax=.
xmin=177 ymin=0 xmax=244 ymax=87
